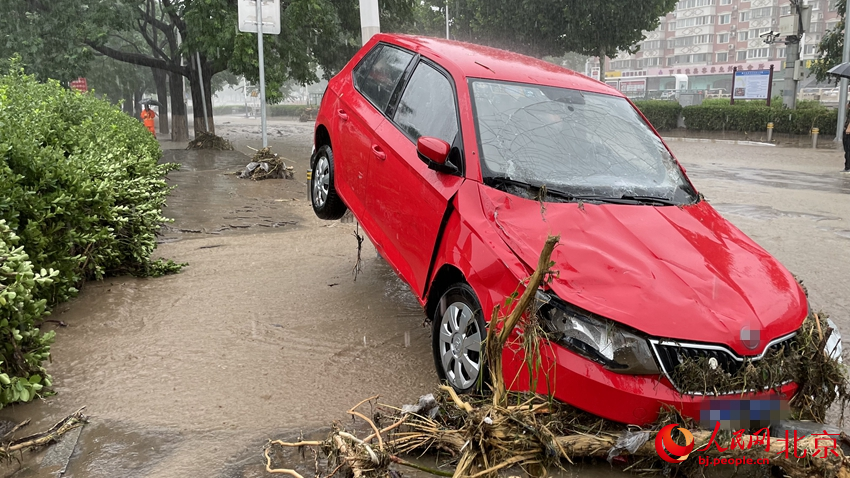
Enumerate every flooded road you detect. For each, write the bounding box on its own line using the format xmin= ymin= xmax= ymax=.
xmin=1 ymin=118 xmax=848 ymax=477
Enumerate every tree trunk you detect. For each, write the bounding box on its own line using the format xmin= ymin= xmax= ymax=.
xmin=123 ymin=90 xmax=135 ymax=117
xmin=135 ymin=89 xmax=146 ymax=120
xmin=152 ymin=68 xmax=170 ymax=136
xmin=598 ymin=46 xmax=607 ymax=84
xmin=169 ymin=72 xmax=189 ymax=142
xmin=189 ymin=54 xmax=215 ymax=136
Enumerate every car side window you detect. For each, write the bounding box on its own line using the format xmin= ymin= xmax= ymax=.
xmin=353 ymin=45 xmax=414 ymax=113
xmin=393 ymin=62 xmax=459 ymax=146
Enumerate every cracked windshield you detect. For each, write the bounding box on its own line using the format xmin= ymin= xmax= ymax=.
xmin=472 ymin=80 xmax=697 ymax=203
xmin=1 ymin=0 xmax=850 ymax=477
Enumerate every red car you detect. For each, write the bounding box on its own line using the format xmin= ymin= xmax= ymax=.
xmin=309 ymin=34 xmax=818 ymax=425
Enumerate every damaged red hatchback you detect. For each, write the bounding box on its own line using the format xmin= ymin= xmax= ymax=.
xmin=309 ymin=34 xmax=819 ymax=425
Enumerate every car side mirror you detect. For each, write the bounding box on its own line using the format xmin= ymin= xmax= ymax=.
xmin=417 ymin=136 xmax=457 ymax=174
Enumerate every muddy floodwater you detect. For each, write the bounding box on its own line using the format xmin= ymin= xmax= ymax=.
xmin=1 ymin=117 xmax=849 ymax=477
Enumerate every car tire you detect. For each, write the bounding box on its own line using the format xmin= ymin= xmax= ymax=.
xmin=432 ymin=283 xmax=488 ymax=394
xmin=310 ymin=145 xmax=347 ymax=220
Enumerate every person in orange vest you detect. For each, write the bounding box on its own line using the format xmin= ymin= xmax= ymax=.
xmin=141 ymin=104 xmax=157 ymax=138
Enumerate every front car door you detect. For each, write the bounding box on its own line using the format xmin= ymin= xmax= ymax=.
xmin=367 ymin=59 xmax=465 ymax=297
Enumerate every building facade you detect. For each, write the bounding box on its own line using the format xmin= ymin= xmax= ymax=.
xmin=599 ymin=0 xmax=839 ymax=95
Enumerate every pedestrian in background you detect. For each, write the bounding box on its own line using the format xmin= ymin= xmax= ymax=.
xmin=141 ymin=104 xmax=157 ymax=138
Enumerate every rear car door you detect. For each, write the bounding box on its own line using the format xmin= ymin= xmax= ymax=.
xmin=367 ymin=60 xmax=464 ymax=297
xmin=336 ymin=44 xmax=414 ymax=217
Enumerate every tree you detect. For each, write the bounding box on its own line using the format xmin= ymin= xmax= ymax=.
xmin=417 ymin=0 xmax=677 ymax=79
xmin=2 ymin=0 xmax=415 ymax=138
xmin=812 ymin=1 xmax=846 ymax=84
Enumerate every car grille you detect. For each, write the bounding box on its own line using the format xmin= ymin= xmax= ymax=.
xmin=650 ymin=333 xmax=796 ymax=395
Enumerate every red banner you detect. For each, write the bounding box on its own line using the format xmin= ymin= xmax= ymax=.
xmin=69 ymin=77 xmax=88 ymax=93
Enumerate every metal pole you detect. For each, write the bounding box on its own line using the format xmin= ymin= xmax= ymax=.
xmin=836 ymin=0 xmax=850 ymax=142
xmin=445 ymin=0 xmax=450 ymax=39
xmin=359 ymin=0 xmax=380 ymax=46
xmin=256 ymin=0 xmax=268 ymax=148
xmin=195 ymin=52 xmax=209 ymax=132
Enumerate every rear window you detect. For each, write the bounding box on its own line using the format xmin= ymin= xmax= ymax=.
xmin=353 ymin=44 xmax=414 ymax=113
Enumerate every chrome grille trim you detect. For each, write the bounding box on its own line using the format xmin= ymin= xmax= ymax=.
xmin=649 ymin=332 xmax=797 ymax=395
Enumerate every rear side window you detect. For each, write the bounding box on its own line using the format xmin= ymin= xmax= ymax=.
xmin=353 ymin=45 xmax=414 ymax=113
xmin=393 ymin=62 xmax=458 ymax=145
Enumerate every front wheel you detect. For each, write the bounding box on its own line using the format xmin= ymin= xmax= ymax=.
xmin=432 ymin=283 xmax=488 ymax=394
xmin=310 ymin=145 xmax=347 ymax=220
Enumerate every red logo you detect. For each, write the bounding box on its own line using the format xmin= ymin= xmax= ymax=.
xmin=655 ymin=424 xmax=695 ymax=463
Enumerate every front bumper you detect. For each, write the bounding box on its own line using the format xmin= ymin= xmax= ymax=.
xmin=502 ymin=340 xmax=798 ymax=425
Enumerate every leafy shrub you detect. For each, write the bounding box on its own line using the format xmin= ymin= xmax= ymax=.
xmin=0 ymin=220 xmax=56 ymax=406
xmin=0 ymin=65 xmax=182 ymax=307
xmin=0 ymin=63 xmax=183 ymax=407
xmin=632 ymin=100 xmax=682 ymax=130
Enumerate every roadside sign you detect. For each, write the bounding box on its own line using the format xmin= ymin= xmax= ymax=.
xmin=730 ymin=66 xmax=775 ymax=106
xmin=69 ymin=77 xmax=88 ymax=92
xmin=733 ymin=70 xmax=771 ymax=99
xmin=237 ymin=0 xmax=279 ymax=148
xmin=238 ymin=0 xmax=280 ymax=35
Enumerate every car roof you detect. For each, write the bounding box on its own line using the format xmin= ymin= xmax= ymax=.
xmin=373 ymin=33 xmax=620 ymax=97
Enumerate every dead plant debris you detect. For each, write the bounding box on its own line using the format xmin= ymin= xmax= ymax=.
xmin=187 ymin=131 xmax=234 ymax=151
xmin=239 ymin=147 xmax=295 ymax=180
xmin=1 ymin=407 xmax=87 ymax=463
xmin=265 ymin=240 xmax=849 ymax=477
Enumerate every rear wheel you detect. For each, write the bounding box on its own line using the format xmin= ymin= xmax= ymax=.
xmin=310 ymin=145 xmax=347 ymax=220
xmin=432 ymin=283 xmax=487 ymax=394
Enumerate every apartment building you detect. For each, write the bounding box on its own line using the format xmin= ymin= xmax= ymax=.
xmin=599 ymin=0 xmax=839 ymax=95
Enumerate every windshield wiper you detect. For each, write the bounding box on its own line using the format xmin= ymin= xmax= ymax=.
xmin=619 ymin=195 xmax=679 ymax=206
xmin=486 ymin=177 xmax=637 ymax=204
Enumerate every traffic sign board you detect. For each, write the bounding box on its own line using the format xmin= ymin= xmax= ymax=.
xmin=238 ymin=0 xmax=280 ymax=35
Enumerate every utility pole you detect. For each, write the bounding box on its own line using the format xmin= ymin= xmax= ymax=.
xmin=359 ymin=0 xmax=380 ymax=46
xmin=445 ymin=0 xmax=450 ymax=39
xmin=782 ymin=0 xmax=803 ymax=110
xmin=836 ymin=0 xmax=850 ymax=141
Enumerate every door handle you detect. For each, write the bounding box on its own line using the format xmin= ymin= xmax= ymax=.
xmin=371 ymin=145 xmax=386 ymax=160
xmin=338 ymin=109 xmax=349 ymax=121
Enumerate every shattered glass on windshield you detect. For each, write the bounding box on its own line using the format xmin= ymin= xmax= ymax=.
xmin=470 ymin=80 xmax=697 ymax=205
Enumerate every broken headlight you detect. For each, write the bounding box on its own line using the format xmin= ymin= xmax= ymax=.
xmin=536 ymin=291 xmax=659 ymax=375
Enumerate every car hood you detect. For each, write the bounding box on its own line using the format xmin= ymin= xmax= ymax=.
xmin=478 ymin=185 xmax=806 ymax=356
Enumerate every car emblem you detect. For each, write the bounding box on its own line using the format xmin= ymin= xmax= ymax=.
xmin=707 ymin=357 xmax=719 ymax=370
xmin=740 ymin=326 xmax=761 ymax=350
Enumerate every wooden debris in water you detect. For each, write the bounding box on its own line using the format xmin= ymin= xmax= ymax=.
xmin=0 ymin=407 xmax=87 ymax=462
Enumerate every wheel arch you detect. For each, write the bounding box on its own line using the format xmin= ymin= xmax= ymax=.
xmin=425 ymin=264 xmax=467 ymax=322
xmin=312 ymin=124 xmax=332 ymax=167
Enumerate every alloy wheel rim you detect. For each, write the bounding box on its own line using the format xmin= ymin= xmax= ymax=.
xmin=438 ymin=301 xmax=482 ymax=390
xmin=313 ymin=155 xmax=330 ymax=207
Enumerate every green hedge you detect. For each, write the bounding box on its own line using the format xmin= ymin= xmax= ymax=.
xmin=682 ymin=105 xmax=838 ymax=135
xmin=0 ymin=63 xmax=182 ymax=407
xmin=632 ymin=100 xmax=682 ymax=131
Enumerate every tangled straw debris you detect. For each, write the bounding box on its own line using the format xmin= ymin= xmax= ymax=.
xmin=187 ymin=131 xmax=234 ymax=151
xmin=264 ymin=236 xmax=850 ymax=477
xmin=239 ymin=147 xmax=295 ymax=180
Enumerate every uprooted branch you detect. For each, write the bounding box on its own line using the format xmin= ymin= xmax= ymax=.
xmin=1 ymin=407 xmax=87 ymax=460
xmin=486 ymin=234 xmax=559 ymax=407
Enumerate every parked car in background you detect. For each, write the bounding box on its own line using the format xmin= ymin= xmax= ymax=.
xmin=308 ymin=34 xmax=827 ymax=425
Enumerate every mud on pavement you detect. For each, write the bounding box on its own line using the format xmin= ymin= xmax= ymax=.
xmin=1 ymin=118 xmax=848 ymax=477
